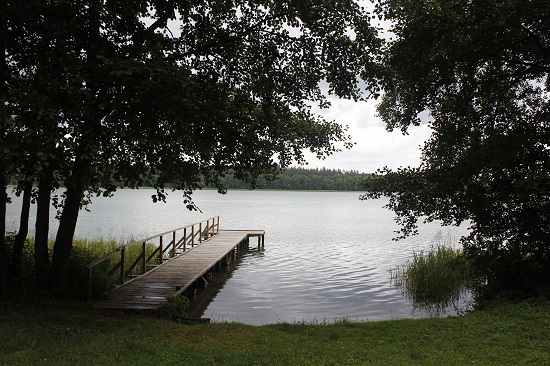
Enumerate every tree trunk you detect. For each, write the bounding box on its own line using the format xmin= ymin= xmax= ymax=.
xmin=0 ymin=173 xmax=7 ymax=296
xmin=34 ymin=174 xmax=52 ymax=287
xmin=10 ymin=180 xmax=32 ymax=280
xmin=50 ymin=153 xmax=88 ymax=285
xmin=0 ymin=0 xmax=8 ymax=297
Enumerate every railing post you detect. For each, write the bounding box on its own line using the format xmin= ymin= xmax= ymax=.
xmin=87 ymin=267 xmax=92 ymax=304
xmin=86 ymin=217 xmax=223 ymax=292
xmin=120 ymin=247 xmax=125 ymax=284
xmin=159 ymin=235 xmax=164 ymax=264
xmin=184 ymin=227 xmax=187 ymax=251
xmin=172 ymin=231 xmax=176 ymax=257
xmin=142 ymin=241 xmax=147 ymax=274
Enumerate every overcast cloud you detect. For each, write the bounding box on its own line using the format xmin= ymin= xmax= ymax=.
xmin=300 ymin=1 xmax=430 ymax=173
xmin=304 ymin=96 xmax=431 ymax=173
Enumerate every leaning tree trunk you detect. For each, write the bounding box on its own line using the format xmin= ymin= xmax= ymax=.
xmin=50 ymin=153 xmax=89 ymax=286
xmin=34 ymin=173 xmax=52 ymax=288
xmin=49 ymin=0 xmax=100 ymax=287
xmin=10 ymin=180 xmax=32 ymax=280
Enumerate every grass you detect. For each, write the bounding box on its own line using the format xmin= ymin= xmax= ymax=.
xmin=0 ymin=297 xmax=548 ymax=365
xmin=391 ymin=244 xmax=474 ymax=315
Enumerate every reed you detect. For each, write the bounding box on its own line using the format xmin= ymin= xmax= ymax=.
xmin=72 ymin=237 xmax=158 ymax=274
xmin=8 ymin=236 xmax=158 ymax=300
xmin=71 ymin=237 xmax=159 ymax=299
xmin=391 ymin=243 xmax=474 ymax=315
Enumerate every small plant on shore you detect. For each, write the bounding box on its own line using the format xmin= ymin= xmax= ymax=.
xmin=157 ymin=295 xmax=190 ymax=323
xmin=392 ymin=241 xmax=474 ymax=315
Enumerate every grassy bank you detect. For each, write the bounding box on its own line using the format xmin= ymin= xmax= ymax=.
xmin=1 ymin=298 xmax=549 ymax=365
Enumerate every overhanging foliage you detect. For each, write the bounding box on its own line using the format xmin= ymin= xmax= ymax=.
xmin=363 ymin=0 xmax=550 ymax=295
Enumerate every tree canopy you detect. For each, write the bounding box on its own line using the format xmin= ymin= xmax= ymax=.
xmin=362 ymin=0 xmax=550 ymax=295
xmin=1 ymin=0 xmax=382 ymax=289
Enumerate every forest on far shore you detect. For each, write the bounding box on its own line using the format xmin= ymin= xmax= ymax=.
xmin=6 ymin=167 xmax=369 ymax=192
xmin=215 ymin=167 xmax=369 ymax=191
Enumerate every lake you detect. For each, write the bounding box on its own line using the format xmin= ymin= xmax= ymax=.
xmin=5 ymin=188 xmax=470 ymax=324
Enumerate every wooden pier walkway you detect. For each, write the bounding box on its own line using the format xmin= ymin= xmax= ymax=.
xmin=88 ymin=219 xmax=264 ymax=310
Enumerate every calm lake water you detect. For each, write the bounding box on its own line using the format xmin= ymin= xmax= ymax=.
xmin=5 ymin=189 xmax=470 ymax=324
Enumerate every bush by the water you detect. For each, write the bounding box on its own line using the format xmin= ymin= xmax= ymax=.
xmin=156 ymin=295 xmax=190 ymax=322
xmin=392 ymin=244 xmax=474 ymax=314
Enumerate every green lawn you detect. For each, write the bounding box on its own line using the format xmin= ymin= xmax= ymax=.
xmin=1 ymin=298 xmax=549 ymax=365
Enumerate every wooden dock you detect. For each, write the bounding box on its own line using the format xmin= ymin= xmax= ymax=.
xmin=90 ymin=225 xmax=264 ymax=310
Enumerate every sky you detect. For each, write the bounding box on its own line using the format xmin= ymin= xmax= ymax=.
xmin=300 ymin=1 xmax=432 ymax=174
xmin=302 ymin=96 xmax=432 ymax=173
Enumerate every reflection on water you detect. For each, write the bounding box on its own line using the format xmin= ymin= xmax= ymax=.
xmin=5 ymin=189 xmax=471 ymax=324
xmin=186 ymin=246 xmax=266 ymax=320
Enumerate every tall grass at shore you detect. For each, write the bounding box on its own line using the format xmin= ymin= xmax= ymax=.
xmin=6 ymin=236 xmax=157 ymax=300
xmin=391 ymin=243 xmax=474 ymax=315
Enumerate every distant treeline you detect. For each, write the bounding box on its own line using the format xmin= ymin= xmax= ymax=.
xmin=216 ymin=167 xmax=369 ymax=191
xmin=8 ymin=167 xmax=369 ymax=192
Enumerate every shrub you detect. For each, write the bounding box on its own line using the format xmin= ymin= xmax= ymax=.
xmin=463 ymin=236 xmax=550 ymax=301
xmin=156 ymin=295 xmax=190 ymax=322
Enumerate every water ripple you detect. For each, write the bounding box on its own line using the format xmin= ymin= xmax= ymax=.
xmin=6 ymin=189 xmax=470 ymax=324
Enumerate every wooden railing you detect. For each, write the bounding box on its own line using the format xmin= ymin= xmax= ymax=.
xmin=86 ymin=216 xmax=220 ymax=302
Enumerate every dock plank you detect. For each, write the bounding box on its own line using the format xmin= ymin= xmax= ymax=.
xmin=93 ymin=230 xmax=264 ymax=310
